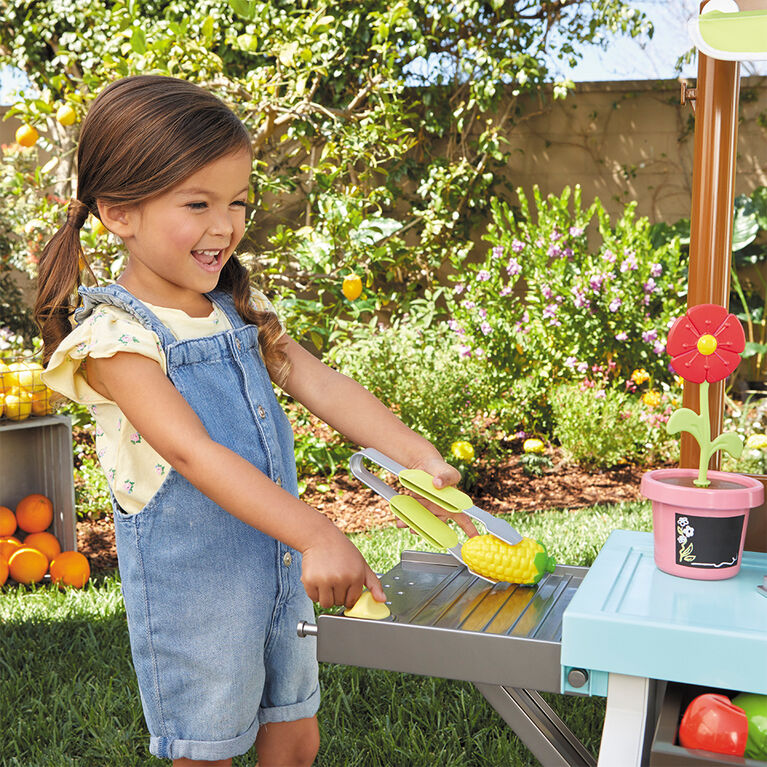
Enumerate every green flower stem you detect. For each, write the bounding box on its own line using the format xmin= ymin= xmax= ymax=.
xmin=696 ymin=380 xmax=712 ymax=487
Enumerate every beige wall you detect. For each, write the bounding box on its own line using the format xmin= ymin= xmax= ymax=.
xmin=502 ymin=76 xmax=766 ymax=225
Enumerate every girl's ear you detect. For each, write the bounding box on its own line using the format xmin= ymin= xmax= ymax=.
xmin=96 ymin=200 xmax=134 ymax=238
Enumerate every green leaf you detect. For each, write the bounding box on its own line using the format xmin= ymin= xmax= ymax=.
xmin=732 ymin=194 xmax=760 ymax=252
xmin=666 ymin=407 xmax=702 ymax=439
xmin=130 ymin=27 xmax=146 ymax=54
xmin=229 ymin=0 xmax=257 ymax=20
xmin=711 ymin=431 xmax=743 ymax=459
xmin=741 ymin=341 xmax=767 ymax=360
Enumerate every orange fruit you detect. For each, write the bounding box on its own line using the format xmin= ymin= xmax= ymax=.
xmin=0 ymin=506 xmax=16 ymax=537
xmin=23 ymin=531 xmax=61 ymax=563
xmin=50 ymin=551 xmax=90 ymax=588
xmin=0 ymin=537 xmax=22 ymax=560
xmin=8 ymin=547 xmax=48 ymax=584
xmin=56 ymin=104 xmax=77 ymax=126
xmin=15 ymin=124 xmax=39 ymax=147
xmin=0 ymin=557 xmax=7 ymax=586
xmin=16 ymin=494 xmax=53 ymax=533
xmin=342 ymin=273 xmax=363 ymax=301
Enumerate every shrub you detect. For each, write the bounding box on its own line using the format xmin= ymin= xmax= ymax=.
xmin=328 ymin=309 xmax=491 ymax=458
xmin=446 ymin=186 xmax=688 ymax=402
xmin=549 ymin=382 xmax=649 ymax=469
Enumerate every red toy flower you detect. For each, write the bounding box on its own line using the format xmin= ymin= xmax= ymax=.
xmin=666 ymin=304 xmax=745 ymax=384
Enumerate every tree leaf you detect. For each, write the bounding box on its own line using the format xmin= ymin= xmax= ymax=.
xmin=732 ymin=194 xmax=759 ymax=252
xmin=130 ymin=27 xmax=146 ymax=54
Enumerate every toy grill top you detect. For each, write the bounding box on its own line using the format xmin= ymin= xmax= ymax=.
xmin=302 ymin=550 xmax=588 ymax=695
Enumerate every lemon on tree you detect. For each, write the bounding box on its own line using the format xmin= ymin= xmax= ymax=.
xmin=342 ymin=273 xmax=363 ymax=301
xmin=56 ymin=104 xmax=77 ymax=126
xmin=15 ymin=124 xmax=38 ymax=147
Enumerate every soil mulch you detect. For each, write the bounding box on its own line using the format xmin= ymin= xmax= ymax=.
xmin=76 ymin=454 xmax=649 ymax=574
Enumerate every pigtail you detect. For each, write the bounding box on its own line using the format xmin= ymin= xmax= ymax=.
xmin=34 ymin=199 xmax=92 ymax=366
xmin=219 ymin=256 xmax=291 ymax=387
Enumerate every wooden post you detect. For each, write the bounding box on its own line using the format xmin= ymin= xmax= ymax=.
xmin=680 ymin=52 xmax=741 ymax=471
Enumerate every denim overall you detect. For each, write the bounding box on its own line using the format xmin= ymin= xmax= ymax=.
xmin=75 ymin=285 xmax=319 ymax=762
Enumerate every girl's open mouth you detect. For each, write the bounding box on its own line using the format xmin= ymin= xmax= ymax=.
xmin=192 ymin=249 xmax=224 ymax=272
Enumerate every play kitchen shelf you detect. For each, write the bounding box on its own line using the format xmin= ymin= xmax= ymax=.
xmin=298 ymin=530 xmax=767 ymax=766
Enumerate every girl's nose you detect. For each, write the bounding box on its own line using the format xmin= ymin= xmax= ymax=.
xmin=209 ymin=208 xmax=235 ymax=237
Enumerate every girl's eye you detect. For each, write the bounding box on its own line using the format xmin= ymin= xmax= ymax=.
xmin=231 ymin=200 xmax=247 ymax=208
xmin=187 ymin=202 xmax=207 ymax=210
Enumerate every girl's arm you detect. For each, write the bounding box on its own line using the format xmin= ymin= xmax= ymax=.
xmin=86 ymin=351 xmax=386 ymax=608
xmin=280 ymin=336 xmax=478 ymax=537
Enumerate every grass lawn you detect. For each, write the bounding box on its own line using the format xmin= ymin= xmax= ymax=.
xmin=0 ymin=501 xmax=652 ymax=767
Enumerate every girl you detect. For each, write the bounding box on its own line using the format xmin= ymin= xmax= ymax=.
xmin=36 ymin=75 xmax=476 ymax=767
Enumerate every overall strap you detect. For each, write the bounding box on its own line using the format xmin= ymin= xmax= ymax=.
xmin=205 ymin=288 xmax=248 ymax=330
xmin=75 ymin=285 xmax=178 ymax=348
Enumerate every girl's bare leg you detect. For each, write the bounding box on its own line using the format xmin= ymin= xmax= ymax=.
xmin=254 ymin=716 xmax=320 ymax=767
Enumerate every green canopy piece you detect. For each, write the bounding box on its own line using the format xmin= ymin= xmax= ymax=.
xmin=688 ymin=0 xmax=767 ymax=61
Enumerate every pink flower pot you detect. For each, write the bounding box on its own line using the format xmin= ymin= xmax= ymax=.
xmin=641 ymin=469 xmax=763 ymax=580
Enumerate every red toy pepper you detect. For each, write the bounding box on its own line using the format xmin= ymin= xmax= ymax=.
xmin=679 ymin=693 xmax=748 ymax=756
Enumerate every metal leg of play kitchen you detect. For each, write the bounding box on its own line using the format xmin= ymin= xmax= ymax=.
xmin=475 ymin=684 xmax=596 ymax=767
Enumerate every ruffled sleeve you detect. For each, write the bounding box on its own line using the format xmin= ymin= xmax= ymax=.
xmin=250 ymin=287 xmax=286 ymax=336
xmin=42 ymin=304 xmax=166 ymax=405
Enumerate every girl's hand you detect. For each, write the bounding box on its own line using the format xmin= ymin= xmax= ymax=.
xmin=397 ymin=454 xmax=480 ymax=539
xmin=300 ymin=526 xmax=386 ymax=609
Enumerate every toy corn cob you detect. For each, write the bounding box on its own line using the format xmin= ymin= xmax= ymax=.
xmin=461 ymin=535 xmax=556 ymax=585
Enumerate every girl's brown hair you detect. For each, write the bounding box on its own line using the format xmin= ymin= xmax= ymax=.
xmin=35 ymin=75 xmax=289 ymax=385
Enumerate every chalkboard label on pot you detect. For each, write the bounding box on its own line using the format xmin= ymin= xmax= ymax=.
xmin=676 ymin=513 xmax=745 ymax=569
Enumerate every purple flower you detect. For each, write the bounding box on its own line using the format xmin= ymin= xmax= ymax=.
xmin=447 ymin=319 xmax=460 ymax=332
xmin=650 ymin=263 xmax=663 ymax=277
xmin=608 ymin=297 xmax=622 ymax=313
xmin=588 ymin=273 xmax=605 ymax=292
xmin=542 ymin=284 xmax=553 ymax=299
xmin=454 ymin=283 xmax=465 ymax=295
xmin=506 ymin=258 xmax=522 ymax=276
xmin=577 ymin=362 xmax=588 ymax=374
xmin=565 ymin=356 xmax=578 ymax=368
xmin=642 ymin=329 xmax=658 ymax=343
xmin=620 ymin=254 xmax=638 ymax=272
xmin=500 ymin=286 xmax=513 ymax=297
xmin=511 ymin=239 xmax=524 ymax=253
xmin=603 ymin=249 xmax=616 ymax=264
xmin=563 ymin=247 xmax=574 ymax=259
xmin=594 ymin=389 xmax=606 ymax=400
xmin=536 ymin=237 xmax=545 ymax=248
xmin=478 ymin=307 xmax=487 ymax=319
xmin=615 ymin=331 xmax=628 ymax=342
xmin=480 ymin=321 xmax=492 ymax=336
xmin=653 ymin=340 xmax=666 ymax=355
xmin=458 ymin=344 xmax=472 ymax=358
xmin=462 ymin=300 xmax=476 ymax=309
xmin=569 ymin=226 xmax=584 ymax=237
xmin=477 ymin=270 xmax=491 ymax=282
xmin=491 ymin=246 xmax=504 ymax=260
xmin=543 ymin=304 xmax=558 ymax=319
xmin=643 ymin=277 xmax=657 ymax=293
xmin=550 ymin=230 xmax=563 ymax=241
xmin=573 ymin=290 xmax=589 ymax=309
xmin=547 ymin=244 xmax=563 ymax=258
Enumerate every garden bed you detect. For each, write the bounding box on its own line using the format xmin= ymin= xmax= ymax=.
xmin=76 ymin=451 xmax=651 ymax=574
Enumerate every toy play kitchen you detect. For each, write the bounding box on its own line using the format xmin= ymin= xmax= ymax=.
xmin=298 ymin=3 xmax=767 ymax=765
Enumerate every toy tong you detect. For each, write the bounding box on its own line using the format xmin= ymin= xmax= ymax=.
xmin=349 ymin=447 xmax=524 ymax=583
